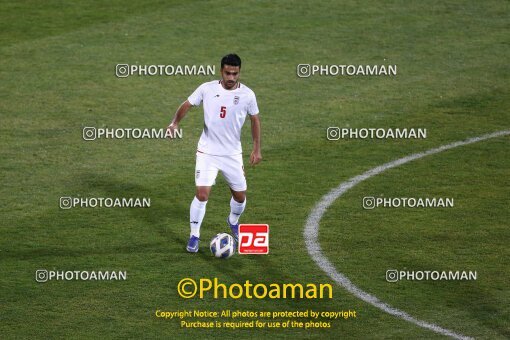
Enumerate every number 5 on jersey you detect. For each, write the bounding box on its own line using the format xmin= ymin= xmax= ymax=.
xmin=220 ymin=106 xmax=227 ymax=118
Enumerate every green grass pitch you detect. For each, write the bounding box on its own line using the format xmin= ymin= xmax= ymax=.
xmin=0 ymin=0 xmax=508 ymax=338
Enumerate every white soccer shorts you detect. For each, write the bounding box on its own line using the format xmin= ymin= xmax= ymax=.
xmin=195 ymin=152 xmax=247 ymax=191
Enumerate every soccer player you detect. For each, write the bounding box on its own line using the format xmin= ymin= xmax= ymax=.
xmin=167 ymin=54 xmax=262 ymax=253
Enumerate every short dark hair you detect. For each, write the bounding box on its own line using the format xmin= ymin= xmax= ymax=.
xmin=221 ymin=54 xmax=241 ymax=69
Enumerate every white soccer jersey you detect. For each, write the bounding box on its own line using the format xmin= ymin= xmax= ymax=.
xmin=187 ymin=80 xmax=259 ymax=156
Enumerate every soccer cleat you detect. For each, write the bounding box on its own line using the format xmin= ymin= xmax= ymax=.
xmin=186 ymin=235 xmax=200 ymax=253
xmin=227 ymin=217 xmax=239 ymax=242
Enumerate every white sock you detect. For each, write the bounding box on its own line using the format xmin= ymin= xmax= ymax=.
xmin=229 ymin=197 xmax=246 ymax=225
xmin=190 ymin=196 xmax=207 ymax=238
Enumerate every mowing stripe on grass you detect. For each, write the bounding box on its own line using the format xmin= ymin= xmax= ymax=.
xmin=304 ymin=130 xmax=509 ymax=339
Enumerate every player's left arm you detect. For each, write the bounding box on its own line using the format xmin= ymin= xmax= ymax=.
xmin=249 ymin=114 xmax=262 ymax=165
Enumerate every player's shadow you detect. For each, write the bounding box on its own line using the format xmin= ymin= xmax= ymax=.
xmin=77 ymin=172 xmax=192 ymax=246
xmin=7 ymin=171 xmax=191 ymax=259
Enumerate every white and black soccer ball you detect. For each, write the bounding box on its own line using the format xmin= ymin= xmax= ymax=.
xmin=210 ymin=233 xmax=235 ymax=258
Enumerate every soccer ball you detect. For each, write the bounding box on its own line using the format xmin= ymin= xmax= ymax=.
xmin=210 ymin=233 xmax=235 ymax=258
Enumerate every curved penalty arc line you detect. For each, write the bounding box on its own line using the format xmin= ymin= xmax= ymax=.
xmin=304 ymin=130 xmax=509 ymax=340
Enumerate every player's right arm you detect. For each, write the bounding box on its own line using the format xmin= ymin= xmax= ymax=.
xmin=167 ymin=100 xmax=193 ymax=138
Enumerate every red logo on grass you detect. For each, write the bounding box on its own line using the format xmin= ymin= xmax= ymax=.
xmin=238 ymin=224 xmax=269 ymax=254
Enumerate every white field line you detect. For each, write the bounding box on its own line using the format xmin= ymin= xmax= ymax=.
xmin=304 ymin=130 xmax=509 ymax=339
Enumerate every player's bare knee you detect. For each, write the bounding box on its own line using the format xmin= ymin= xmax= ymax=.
xmin=232 ymin=191 xmax=246 ymax=203
xmin=196 ymin=193 xmax=208 ymax=201
xmin=195 ymin=189 xmax=209 ymax=202
xmin=195 ymin=186 xmax=211 ymax=201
